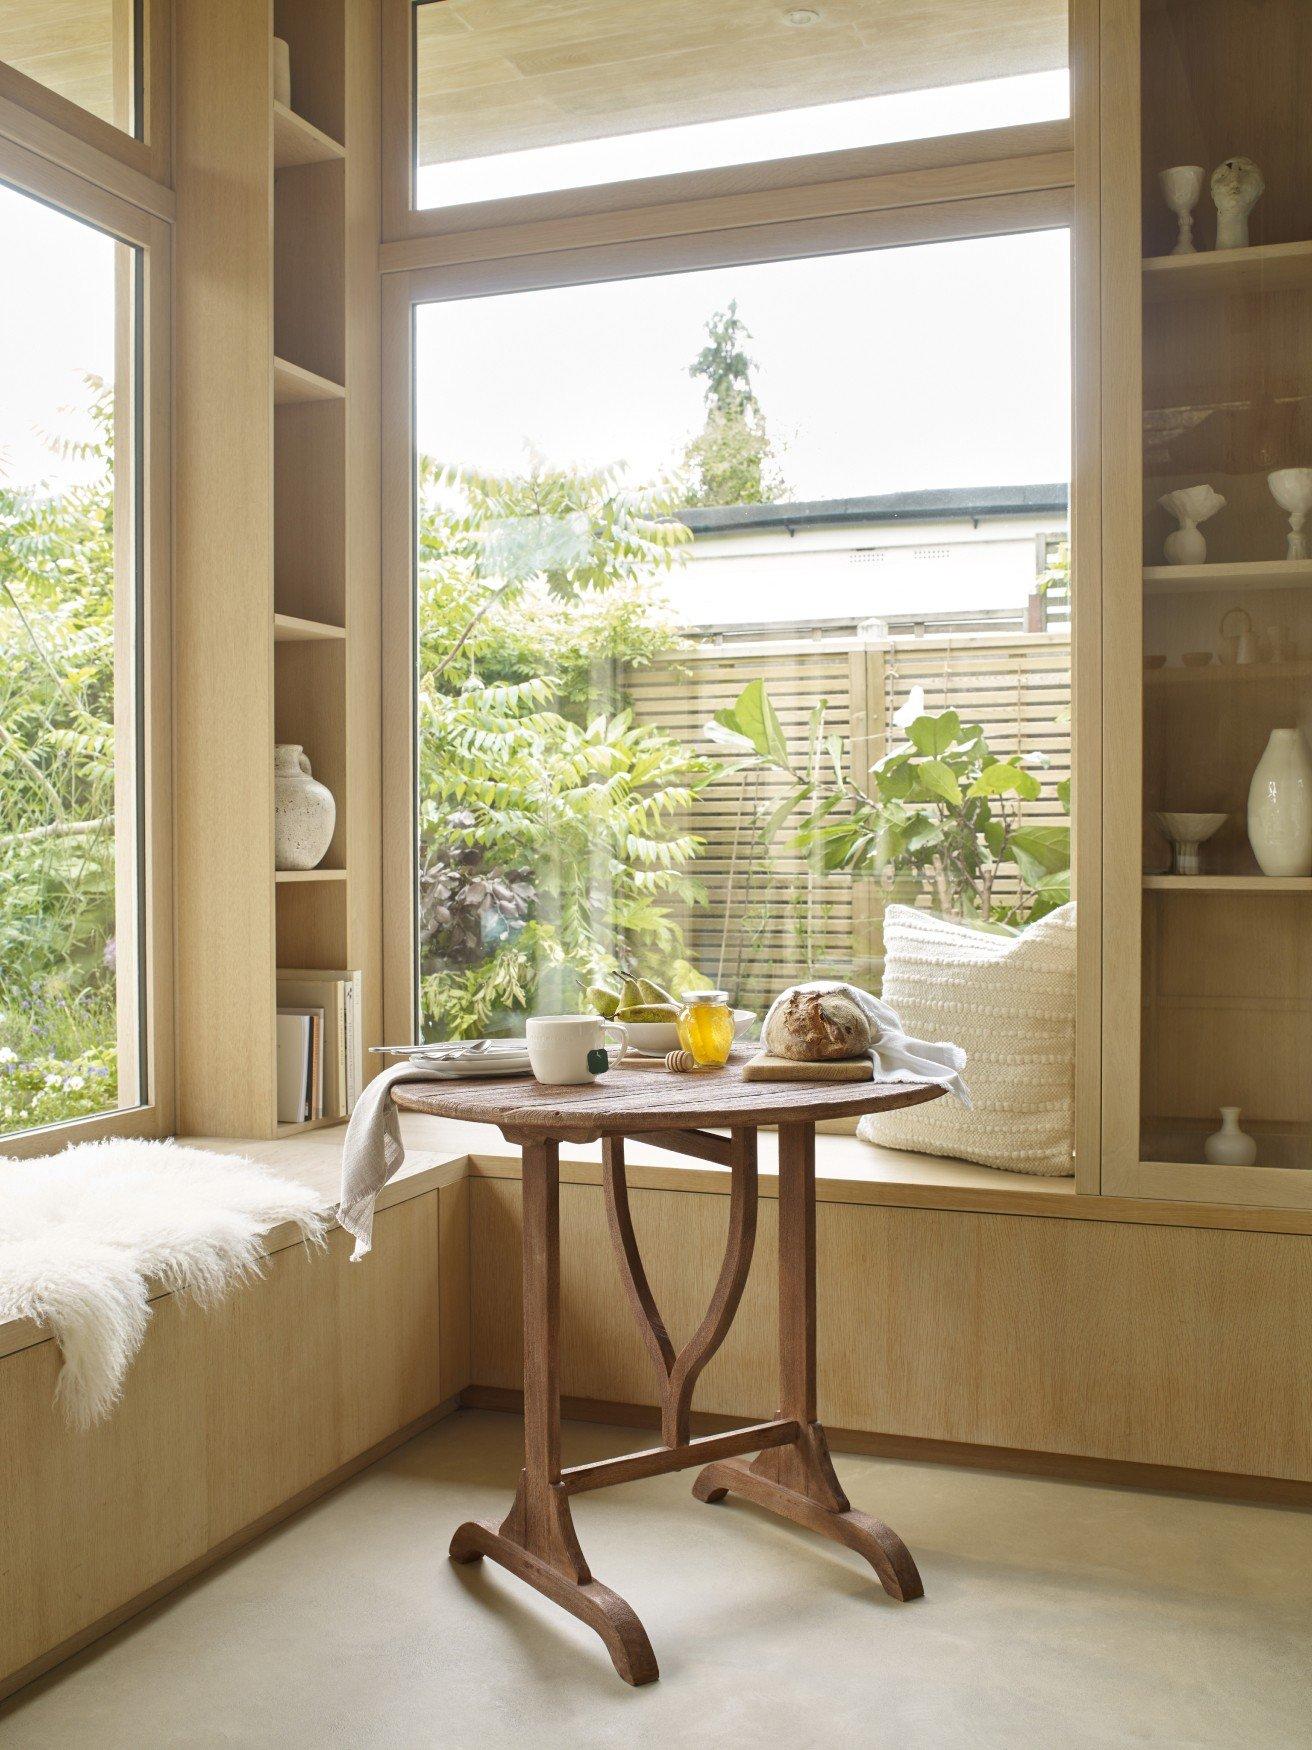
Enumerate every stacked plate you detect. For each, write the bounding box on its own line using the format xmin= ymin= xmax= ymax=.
xmin=372 ymin=1040 xmax=533 ymax=1080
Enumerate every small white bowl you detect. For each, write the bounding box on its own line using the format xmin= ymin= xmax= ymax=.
xmin=623 ymin=1009 xmax=756 ymax=1058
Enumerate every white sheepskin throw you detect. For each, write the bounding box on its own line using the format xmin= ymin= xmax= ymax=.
xmin=0 ymin=1139 xmax=327 ymax=1427
xmin=858 ymin=903 xmax=1077 ymax=1176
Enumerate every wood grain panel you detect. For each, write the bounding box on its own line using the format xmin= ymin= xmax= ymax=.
xmin=414 ymin=0 xmax=1068 ymax=168
xmin=469 ymin=1173 xmax=1312 ymax=1482
xmin=1 ymin=1193 xmax=446 ymax=1694
xmin=0 ymin=1287 xmax=208 ymax=1680
xmin=173 ymin=0 xmax=277 ymax=1136
xmin=338 ymin=1193 xmax=442 ymax=1456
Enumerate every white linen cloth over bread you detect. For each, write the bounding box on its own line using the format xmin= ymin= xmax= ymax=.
xmin=761 ymin=980 xmax=971 ymax=1106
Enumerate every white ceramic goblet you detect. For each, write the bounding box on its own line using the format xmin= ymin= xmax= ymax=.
xmin=1159 ymin=165 xmax=1204 ymax=254
xmin=1268 ymin=469 xmax=1312 ymax=561
xmin=1159 ymin=484 xmax=1226 ymax=564
xmin=1153 ymin=811 xmax=1227 ymax=876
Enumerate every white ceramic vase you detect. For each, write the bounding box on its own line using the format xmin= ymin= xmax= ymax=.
xmin=1247 ymin=728 xmax=1312 ymax=877
xmin=1211 ymin=156 xmax=1264 ymax=250
xmin=274 ymin=743 xmax=336 ymax=870
xmin=1159 ymin=484 xmax=1225 ymax=564
xmin=1203 ymin=1107 xmax=1257 ymax=1166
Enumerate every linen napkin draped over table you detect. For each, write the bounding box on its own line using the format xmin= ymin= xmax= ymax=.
xmin=338 ymin=984 xmax=970 ymax=1260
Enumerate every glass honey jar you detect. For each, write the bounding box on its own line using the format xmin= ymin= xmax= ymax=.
xmin=676 ymin=989 xmax=735 ymax=1066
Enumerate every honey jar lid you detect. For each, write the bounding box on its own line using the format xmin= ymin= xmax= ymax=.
xmin=682 ymin=989 xmax=730 ymax=1004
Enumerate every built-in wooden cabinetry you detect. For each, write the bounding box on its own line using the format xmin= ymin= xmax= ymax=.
xmin=174 ymin=0 xmax=380 ymax=1138
xmin=1099 ymin=0 xmax=1312 ymax=1209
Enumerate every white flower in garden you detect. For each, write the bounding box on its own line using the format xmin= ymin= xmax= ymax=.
xmin=0 ymin=1046 xmax=16 ymax=1064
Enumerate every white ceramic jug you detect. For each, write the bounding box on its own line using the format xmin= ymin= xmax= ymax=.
xmin=1247 ymin=727 xmax=1312 ymax=877
xmin=274 ymin=743 xmax=336 ymax=870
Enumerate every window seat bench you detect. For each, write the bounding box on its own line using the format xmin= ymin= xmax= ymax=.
xmin=5 ymin=1120 xmax=1310 ymax=1704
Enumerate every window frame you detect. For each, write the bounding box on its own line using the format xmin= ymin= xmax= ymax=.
xmin=0 ymin=0 xmax=171 ymax=199
xmin=379 ymin=146 xmax=1084 ymax=1154
xmin=0 ymin=133 xmax=173 ymax=1159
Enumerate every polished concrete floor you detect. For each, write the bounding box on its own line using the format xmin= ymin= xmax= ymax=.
xmin=5 ymin=1409 xmax=1311 ymax=1748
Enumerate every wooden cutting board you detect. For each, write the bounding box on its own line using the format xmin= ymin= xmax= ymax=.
xmin=740 ymin=1053 xmax=873 ymax=1083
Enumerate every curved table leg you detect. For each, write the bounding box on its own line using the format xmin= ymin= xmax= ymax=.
xmin=450 ymin=1139 xmax=658 ymax=1686
xmin=694 ymin=1122 xmax=923 ymax=1605
xmin=450 ymin=1516 xmax=658 ymax=1687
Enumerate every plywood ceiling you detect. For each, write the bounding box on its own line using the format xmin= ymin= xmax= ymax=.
xmin=415 ymin=0 xmax=1068 ymax=166
xmin=0 ymin=0 xmax=125 ymax=130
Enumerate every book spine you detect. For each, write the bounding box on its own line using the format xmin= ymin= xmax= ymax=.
xmin=344 ymin=975 xmax=360 ymax=1112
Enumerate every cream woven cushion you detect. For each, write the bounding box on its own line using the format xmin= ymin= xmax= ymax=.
xmin=857 ymin=902 xmax=1076 ymax=1176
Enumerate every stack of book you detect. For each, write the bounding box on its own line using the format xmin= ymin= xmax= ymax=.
xmin=275 ymin=968 xmax=363 ymax=1127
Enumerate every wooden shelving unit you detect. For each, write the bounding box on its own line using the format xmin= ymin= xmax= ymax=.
xmin=1144 ymin=560 xmax=1312 ymax=595
xmin=273 ymin=355 xmax=345 ymax=405
xmin=1143 ymin=875 xmax=1312 ymax=893
xmin=1118 ymin=0 xmax=1312 ymax=1209
xmin=270 ymin=11 xmax=351 ymax=1137
xmin=1145 ymin=660 xmax=1312 ymax=686
xmin=273 ymin=99 xmax=344 ymax=170
xmin=1142 ymin=237 xmax=1312 ymax=300
xmin=172 ymin=0 xmax=379 ymax=1141
xmin=274 ymin=612 xmax=346 ymax=642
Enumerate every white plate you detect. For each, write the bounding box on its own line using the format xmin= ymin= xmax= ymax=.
xmin=405 ymin=1054 xmax=532 ymax=1080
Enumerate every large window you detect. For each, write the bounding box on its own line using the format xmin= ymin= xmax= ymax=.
xmin=412 ymin=0 xmax=1068 ymax=211
xmin=411 ymin=229 xmax=1071 ymax=1040
xmin=0 ymin=180 xmax=143 ymax=1137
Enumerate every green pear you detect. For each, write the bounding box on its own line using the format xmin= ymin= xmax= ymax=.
xmin=587 ymin=984 xmax=621 ymax=1019
xmin=637 ymin=977 xmax=677 ymax=1007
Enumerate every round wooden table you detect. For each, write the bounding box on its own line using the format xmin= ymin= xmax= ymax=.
xmin=393 ymin=1058 xmax=945 ymax=1686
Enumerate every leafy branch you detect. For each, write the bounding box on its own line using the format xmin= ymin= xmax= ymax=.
xmin=707 ymin=680 xmax=1070 ymax=926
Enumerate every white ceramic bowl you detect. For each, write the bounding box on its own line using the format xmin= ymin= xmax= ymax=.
xmin=623 ymin=1009 xmax=756 ymax=1057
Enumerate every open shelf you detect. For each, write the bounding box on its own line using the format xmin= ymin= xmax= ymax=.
xmin=1144 ymin=560 xmax=1312 ymax=595
xmin=273 ymin=355 xmax=345 ymax=406
xmin=1145 ymin=660 xmax=1312 ymax=686
xmin=273 ymin=100 xmax=344 ymax=171
xmin=276 ymin=1115 xmax=346 ymax=1138
xmin=274 ymin=612 xmax=346 ymax=642
xmin=1143 ymin=875 xmax=1312 ymax=892
xmin=275 ymin=868 xmax=348 ymax=884
xmin=1143 ymin=239 xmax=1312 ymax=301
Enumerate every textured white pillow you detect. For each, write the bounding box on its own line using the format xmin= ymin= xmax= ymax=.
xmin=857 ymin=902 xmax=1076 ymax=1176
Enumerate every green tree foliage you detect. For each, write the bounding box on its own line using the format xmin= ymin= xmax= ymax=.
xmin=710 ymin=681 xmax=1070 ymax=926
xmin=0 ymin=379 xmax=120 ymax=1129
xmin=681 ymin=302 xmax=788 ymax=508
xmin=417 ymin=458 xmax=720 ymax=1036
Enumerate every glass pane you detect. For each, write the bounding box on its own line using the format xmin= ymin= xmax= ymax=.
xmin=0 ymin=182 xmax=142 ymax=1136
xmin=0 ymin=0 xmax=139 ymax=136
xmin=414 ymin=0 xmax=1069 ymax=211
xmin=1138 ymin=0 xmax=1312 ymax=1175
xmin=412 ymin=231 xmax=1071 ymax=1041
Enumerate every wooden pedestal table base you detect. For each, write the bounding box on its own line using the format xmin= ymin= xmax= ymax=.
xmin=393 ymin=1062 xmax=945 ymax=1686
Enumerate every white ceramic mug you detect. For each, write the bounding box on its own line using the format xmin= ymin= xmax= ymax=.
xmin=526 ymin=1015 xmax=628 ymax=1086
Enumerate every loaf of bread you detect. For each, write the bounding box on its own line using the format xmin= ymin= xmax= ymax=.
xmin=761 ymin=987 xmax=872 ymax=1061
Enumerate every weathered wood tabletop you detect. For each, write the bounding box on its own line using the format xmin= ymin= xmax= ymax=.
xmin=389 ymin=1055 xmax=944 ymax=1142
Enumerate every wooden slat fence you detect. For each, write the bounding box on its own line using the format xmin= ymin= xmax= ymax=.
xmin=625 ymin=631 xmax=1071 ymax=1011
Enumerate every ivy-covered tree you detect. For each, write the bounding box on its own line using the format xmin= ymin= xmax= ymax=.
xmin=681 ymin=302 xmax=788 ymax=508
xmin=417 ymin=458 xmax=719 ymax=1036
